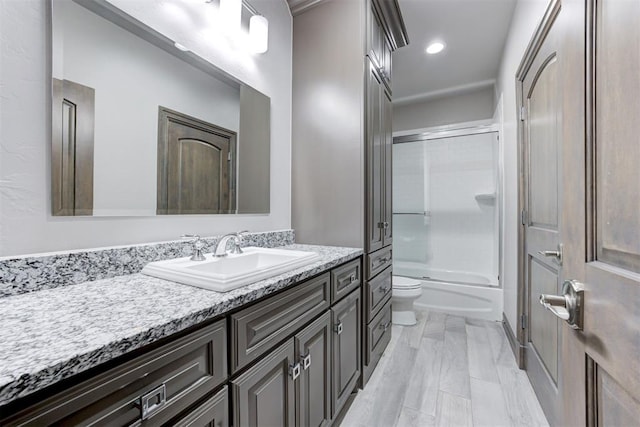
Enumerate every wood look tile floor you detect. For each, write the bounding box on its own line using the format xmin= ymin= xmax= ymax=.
xmin=341 ymin=310 xmax=549 ymax=427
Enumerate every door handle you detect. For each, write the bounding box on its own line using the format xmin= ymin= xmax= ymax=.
xmin=537 ymin=243 xmax=563 ymax=265
xmin=539 ymin=279 xmax=584 ymax=329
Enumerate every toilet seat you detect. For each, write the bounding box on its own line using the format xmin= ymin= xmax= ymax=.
xmin=393 ymin=276 xmax=421 ymax=290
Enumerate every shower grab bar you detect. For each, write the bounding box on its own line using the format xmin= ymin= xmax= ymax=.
xmin=392 ymin=211 xmax=431 ymax=216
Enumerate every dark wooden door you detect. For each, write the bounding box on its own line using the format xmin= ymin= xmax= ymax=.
xmin=296 ymin=312 xmax=332 ymax=427
xmin=51 ymin=78 xmax=95 ymax=216
xmin=560 ymin=0 xmax=640 ymax=424
xmin=231 ymin=339 xmax=296 ymax=427
xmin=157 ymin=108 xmax=236 ymax=215
xmin=519 ymin=1 xmax=563 ymax=423
xmin=331 ymin=289 xmax=361 ymax=418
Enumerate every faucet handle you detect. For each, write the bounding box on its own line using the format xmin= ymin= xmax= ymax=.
xmin=181 ymin=235 xmax=206 ymax=260
xmin=229 ymin=231 xmax=249 ymax=255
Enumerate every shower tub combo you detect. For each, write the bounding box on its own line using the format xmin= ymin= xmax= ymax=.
xmin=392 ymin=124 xmax=503 ymax=322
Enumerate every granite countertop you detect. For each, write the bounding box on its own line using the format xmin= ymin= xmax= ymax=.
xmin=0 ymin=244 xmax=363 ymax=407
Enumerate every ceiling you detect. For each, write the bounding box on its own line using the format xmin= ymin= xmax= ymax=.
xmin=393 ymin=0 xmax=517 ymax=104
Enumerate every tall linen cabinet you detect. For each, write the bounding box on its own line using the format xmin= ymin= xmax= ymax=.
xmin=291 ymin=0 xmax=408 ymax=386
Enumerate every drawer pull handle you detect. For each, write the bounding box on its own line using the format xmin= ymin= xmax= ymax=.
xmin=379 ymin=321 xmax=392 ymax=331
xmin=335 ymin=321 xmax=344 ymax=335
xmin=376 ymin=257 xmax=388 ymax=266
xmin=140 ymin=383 xmax=166 ymax=420
xmin=378 ymin=286 xmax=389 ymax=294
xmin=289 ymin=362 xmax=301 ymax=380
xmin=349 ymin=273 xmax=357 ymax=283
xmin=301 ymin=353 xmax=312 ymax=370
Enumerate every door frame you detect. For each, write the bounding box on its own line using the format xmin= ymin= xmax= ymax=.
xmin=515 ymin=0 xmax=561 ymax=369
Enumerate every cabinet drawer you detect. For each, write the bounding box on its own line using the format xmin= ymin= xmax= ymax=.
xmin=367 ymin=246 xmax=392 ymax=279
xmin=5 ymin=320 xmax=227 ymax=426
xmin=173 ymin=386 xmax=228 ymax=427
xmin=364 ymin=299 xmax=391 ymax=385
xmin=331 ymin=258 xmax=361 ymax=303
xmin=231 ymin=273 xmax=330 ymax=372
xmin=365 ymin=266 xmax=392 ymax=322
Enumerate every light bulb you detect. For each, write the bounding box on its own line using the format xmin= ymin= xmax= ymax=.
xmin=249 ymin=15 xmax=269 ymax=53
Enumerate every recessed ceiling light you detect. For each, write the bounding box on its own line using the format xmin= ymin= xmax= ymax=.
xmin=426 ymin=41 xmax=445 ymax=55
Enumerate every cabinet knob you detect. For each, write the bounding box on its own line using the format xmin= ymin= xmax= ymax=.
xmin=334 ymin=321 xmax=344 ymax=335
xmin=349 ymin=273 xmax=357 ymax=283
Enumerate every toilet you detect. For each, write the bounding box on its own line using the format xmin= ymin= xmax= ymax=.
xmin=392 ymin=276 xmax=423 ymax=326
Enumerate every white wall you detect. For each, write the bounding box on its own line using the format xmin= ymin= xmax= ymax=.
xmin=495 ymin=0 xmax=549 ymax=336
xmin=393 ymin=87 xmax=495 ymax=132
xmin=0 ymin=0 xmax=292 ymax=256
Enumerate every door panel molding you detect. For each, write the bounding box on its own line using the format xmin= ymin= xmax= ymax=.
xmin=157 ymin=107 xmax=237 ymax=214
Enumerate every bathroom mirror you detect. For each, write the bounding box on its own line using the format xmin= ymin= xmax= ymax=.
xmin=51 ymin=0 xmax=270 ymax=216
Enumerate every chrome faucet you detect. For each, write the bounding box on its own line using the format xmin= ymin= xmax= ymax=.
xmin=213 ymin=231 xmax=248 ymax=257
xmin=182 ymin=234 xmax=206 ymax=261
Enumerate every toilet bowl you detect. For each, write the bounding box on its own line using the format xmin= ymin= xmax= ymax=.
xmin=392 ymin=276 xmax=423 ymax=325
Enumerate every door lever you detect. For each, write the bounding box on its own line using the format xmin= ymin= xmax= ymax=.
xmin=538 ymin=243 xmax=563 ymax=265
xmin=539 ymin=280 xmax=584 ymax=329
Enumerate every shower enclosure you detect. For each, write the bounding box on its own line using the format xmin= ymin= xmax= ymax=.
xmin=393 ymin=125 xmax=502 ymax=320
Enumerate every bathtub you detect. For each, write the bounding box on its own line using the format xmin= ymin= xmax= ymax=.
xmin=394 ymin=261 xmax=503 ymax=321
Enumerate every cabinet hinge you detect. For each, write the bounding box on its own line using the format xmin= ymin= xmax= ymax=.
xmin=521 ymin=314 xmax=527 ymax=330
xmin=521 ymin=209 xmax=527 ymax=226
xmin=519 ymin=106 xmax=526 ymax=121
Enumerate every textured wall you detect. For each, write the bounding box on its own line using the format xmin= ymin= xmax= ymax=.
xmin=0 ymin=0 xmax=292 ymax=256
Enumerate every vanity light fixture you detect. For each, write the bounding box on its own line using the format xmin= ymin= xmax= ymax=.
xmin=249 ymin=15 xmax=269 ymax=53
xmin=205 ymin=0 xmax=269 ymax=54
xmin=220 ymin=0 xmax=243 ymax=35
xmin=426 ymin=41 xmax=445 ymax=55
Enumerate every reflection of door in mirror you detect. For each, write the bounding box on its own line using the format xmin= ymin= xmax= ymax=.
xmin=51 ymin=78 xmax=95 ymax=216
xmin=157 ymin=108 xmax=237 ymax=215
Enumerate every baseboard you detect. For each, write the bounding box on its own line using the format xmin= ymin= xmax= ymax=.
xmin=502 ymin=313 xmax=525 ymax=368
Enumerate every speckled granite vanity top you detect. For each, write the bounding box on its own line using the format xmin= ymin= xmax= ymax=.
xmin=0 ymin=244 xmax=362 ymax=407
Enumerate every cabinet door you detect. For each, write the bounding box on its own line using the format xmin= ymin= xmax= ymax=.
xmin=366 ymin=58 xmax=384 ymax=252
xmin=296 ymin=312 xmax=332 ymax=427
xmin=382 ymin=88 xmax=393 ymax=247
xmin=331 ymin=289 xmax=361 ymax=418
xmin=231 ymin=339 xmax=296 ymax=427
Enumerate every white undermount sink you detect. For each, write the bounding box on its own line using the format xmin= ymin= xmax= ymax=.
xmin=141 ymin=247 xmax=320 ymax=292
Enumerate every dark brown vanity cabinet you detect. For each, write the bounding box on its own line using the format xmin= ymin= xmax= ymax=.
xmin=1 ymin=258 xmax=362 ymax=426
